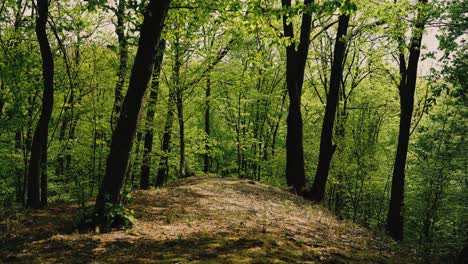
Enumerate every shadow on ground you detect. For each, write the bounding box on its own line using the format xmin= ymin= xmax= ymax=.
xmin=1 ymin=177 xmax=419 ymax=264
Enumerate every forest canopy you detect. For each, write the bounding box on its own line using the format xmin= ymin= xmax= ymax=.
xmin=0 ymin=0 xmax=466 ymax=262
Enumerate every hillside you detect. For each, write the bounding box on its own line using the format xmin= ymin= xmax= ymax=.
xmin=1 ymin=177 xmax=419 ymax=263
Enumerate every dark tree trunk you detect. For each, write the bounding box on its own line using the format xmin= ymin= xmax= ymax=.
xmin=281 ymin=0 xmax=313 ymax=192
xmin=65 ymin=98 xmax=80 ymax=172
xmin=309 ymin=12 xmax=350 ymax=202
xmin=40 ymin=141 xmax=47 ymax=207
xmin=0 ymin=80 xmax=4 ymax=117
xmin=171 ymin=39 xmax=187 ymax=178
xmin=155 ymin=92 xmax=175 ymax=187
xmin=457 ymin=235 xmax=468 ymax=264
xmin=236 ymin=91 xmax=243 ymax=178
xmin=27 ymin=0 xmax=54 ymax=209
xmin=140 ymin=40 xmax=165 ymax=189
xmin=271 ymin=89 xmax=287 ymax=158
xmin=94 ymin=0 xmax=170 ymax=225
xmin=22 ymin=102 xmax=35 ymax=206
xmin=111 ymin=0 xmax=129 ymax=130
xmin=203 ymin=75 xmax=211 ymax=173
xmin=57 ymin=89 xmax=73 ymax=177
xmin=176 ymin=87 xmax=186 ymax=178
xmin=387 ymin=0 xmax=428 ymax=241
xmin=128 ymin=131 xmax=142 ymax=185
xmin=15 ymin=130 xmax=22 ymax=202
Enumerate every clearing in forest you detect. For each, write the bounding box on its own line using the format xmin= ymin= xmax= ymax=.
xmin=0 ymin=176 xmax=418 ymax=263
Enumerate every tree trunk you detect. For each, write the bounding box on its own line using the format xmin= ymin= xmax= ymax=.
xmin=155 ymin=87 xmax=175 ymax=187
xmin=457 ymin=234 xmax=468 ymax=264
xmin=281 ymin=0 xmax=313 ymax=192
xmin=203 ymin=75 xmax=211 ymax=173
xmin=171 ymin=38 xmax=187 ymax=178
xmin=40 ymin=140 xmax=47 ymax=207
xmin=110 ymin=0 xmax=129 ymax=131
xmin=57 ymin=84 xmax=74 ymax=177
xmin=27 ymin=0 xmax=54 ymax=209
xmin=176 ymin=87 xmax=186 ymax=178
xmin=140 ymin=40 xmax=165 ymax=189
xmin=0 ymin=80 xmax=4 ymax=117
xmin=236 ymin=91 xmax=243 ymax=178
xmin=309 ymin=12 xmax=350 ymax=202
xmin=65 ymin=97 xmax=80 ymax=172
xmin=94 ymin=0 xmax=170 ymax=225
xmin=271 ymin=89 xmax=287 ymax=158
xmin=387 ymin=0 xmax=428 ymax=241
xmin=15 ymin=130 xmax=22 ymax=202
xmin=128 ymin=131 xmax=143 ymax=186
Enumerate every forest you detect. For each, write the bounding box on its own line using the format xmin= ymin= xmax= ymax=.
xmin=0 ymin=0 xmax=466 ymax=263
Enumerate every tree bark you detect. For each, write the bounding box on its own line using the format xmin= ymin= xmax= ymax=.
xmin=0 ymin=80 xmax=4 ymax=117
xmin=27 ymin=0 xmax=54 ymax=209
xmin=281 ymin=0 xmax=313 ymax=192
xmin=15 ymin=130 xmax=22 ymax=202
xmin=155 ymin=91 xmax=175 ymax=187
xmin=309 ymin=12 xmax=350 ymax=202
xmin=128 ymin=131 xmax=142 ymax=185
xmin=176 ymin=84 xmax=186 ymax=178
xmin=94 ymin=0 xmax=170 ymax=225
xmin=203 ymin=75 xmax=211 ymax=173
xmin=140 ymin=40 xmax=166 ymax=189
xmin=110 ymin=0 xmax=129 ymax=131
xmin=387 ymin=0 xmax=428 ymax=241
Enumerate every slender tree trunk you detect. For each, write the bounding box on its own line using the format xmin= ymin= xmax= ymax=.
xmin=281 ymin=0 xmax=313 ymax=192
xmin=203 ymin=75 xmax=211 ymax=173
xmin=140 ymin=40 xmax=165 ymax=189
xmin=128 ymin=131 xmax=143 ymax=186
xmin=94 ymin=0 xmax=170 ymax=225
xmin=40 ymin=140 xmax=47 ymax=206
xmin=457 ymin=231 xmax=468 ymax=264
xmin=0 ymin=80 xmax=4 ymax=116
xmin=111 ymin=0 xmax=129 ymax=131
xmin=15 ymin=130 xmax=22 ymax=202
xmin=57 ymin=88 xmax=73 ymax=176
xmin=309 ymin=11 xmax=350 ymax=202
xmin=27 ymin=0 xmax=54 ymax=209
xmin=65 ymin=97 xmax=80 ymax=172
xmin=22 ymin=118 xmax=34 ymax=206
xmin=236 ymin=91 xmax=243 ymax=178
xmin=176 ymin=88 xmax=186 ymax=178
xmin=155 ymin=88 xmax=175 ymax=187
xmin=171 ymin=39 xmax=187 ymax=178
xmin=271 ymin=89 xmax=287 ymax=158
xmin=387 ymin=0 xmax=428 ymax=241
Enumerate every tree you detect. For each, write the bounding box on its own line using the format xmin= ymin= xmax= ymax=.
xmin=27 ymin=0 xmax=54 ymax=208
xmin=110 ymin=0 xmax=129 ymax=130
xmin=387 ymin=0 xmax=429 ymax=241
xmin=281 ymin=0 xmax=313 ymax=192
xmin=140 ymin=40 xmax=166 ymax=189
xmin=308 ymin=1 xmax=351 ymax=202
xmin=94 ymin=0 xmax=170 ymax=226
xmin=203 ymin=74 xmax=211 ymax=173
xmin=155 ymin=86 xmax=175 ymax=187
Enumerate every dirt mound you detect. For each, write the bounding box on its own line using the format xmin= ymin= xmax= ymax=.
xmin=0 ymin=176 xmax=418 ymax=263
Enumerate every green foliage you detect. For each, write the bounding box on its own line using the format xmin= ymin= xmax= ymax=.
xmin=75 ymin=205 xmax=136 ymax=231
xmin=0 ymin=0 xmax=466 ymax=260
xmin=406 ymin=90 xmax=467 ymax=260
xmin=105 ymin=202 xmax=136 ymax=228
xmin=75 ymin=191 xmax=136 ymax=231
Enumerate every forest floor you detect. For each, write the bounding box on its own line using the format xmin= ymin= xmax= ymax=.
xmin=0 ymin=176 xmax=420 ymax=263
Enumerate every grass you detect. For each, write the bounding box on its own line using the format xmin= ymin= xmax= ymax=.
xmin=0 ymin=176 xmax=420 ymax=263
